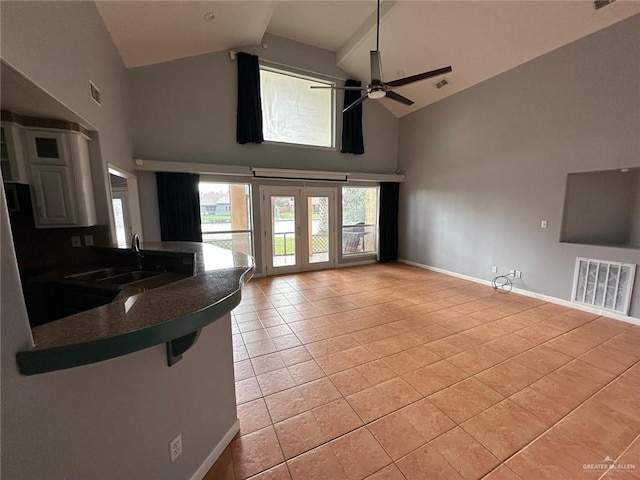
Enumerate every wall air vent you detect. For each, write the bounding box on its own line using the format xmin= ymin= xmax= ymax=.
xmin=435 ymin=78 xmax=449 ymax=89
xmin=89 ymin=81 xmax=101 ymax=106
xmin=594 ymin=0 xmax=615 ymax=10
xmin=572 ymin=257 xmax=636 ymax=315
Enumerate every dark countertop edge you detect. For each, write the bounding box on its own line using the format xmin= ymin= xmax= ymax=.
xmin=16 ymin=265 xmax=254 ymax=376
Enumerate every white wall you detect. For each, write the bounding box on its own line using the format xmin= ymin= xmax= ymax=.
xmin=398 ymin=15 xmax=640 ymax=318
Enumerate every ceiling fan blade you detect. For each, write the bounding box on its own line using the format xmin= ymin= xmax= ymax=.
xmin=385 ymin=66 xmax=452 ymax=88
xmin=370 ymin=51 xmax=383 ymax=84
xmin=310 ymin=85 xmax=367 ymax=90
xmin=343 ymin=93 xmax=369 ymax=114
xmin=385 ymin=91 xmax=414 ymax=106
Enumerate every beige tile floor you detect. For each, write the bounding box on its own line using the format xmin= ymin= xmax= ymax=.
xmin=205 ymin=263 xmax=640 ymax=480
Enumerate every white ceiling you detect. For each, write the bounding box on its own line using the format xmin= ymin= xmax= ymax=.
xmin=95 ymin=1 xmax=640 ymax=117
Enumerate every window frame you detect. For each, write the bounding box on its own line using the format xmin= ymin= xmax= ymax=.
xmin=259 ymin=64 xmax=337 ymax=150
xmin=199 ymin=181 xmax=254 ymax=256
xmin=340 ymin=186 xmax=380 ymax=258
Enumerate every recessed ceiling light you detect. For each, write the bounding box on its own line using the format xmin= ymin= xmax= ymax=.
xmin=203 ymin=12 xmax=215 ymax=22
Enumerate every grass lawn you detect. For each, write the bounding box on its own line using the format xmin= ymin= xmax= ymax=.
xmin=201 ymin=214 xmax=231 ymax=223
xmin=274 ymin=235 xmax=295 ymax=255
xmin=273 ymin=235 xmax=328 ymax=256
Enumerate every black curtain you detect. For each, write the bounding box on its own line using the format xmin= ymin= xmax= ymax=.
xmin=156 ymin=172 xmax=202 ymax=242
xmin=236 ymin=52 xmax=264 ymax=144
xmin=340 ymin=79 xmax=364 ymax=154
xmin=378 ymin=182 xmax=399 ymax=263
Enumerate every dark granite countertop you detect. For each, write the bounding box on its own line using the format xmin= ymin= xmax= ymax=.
xmin=17 ymin=242 xmax=254 ymax=375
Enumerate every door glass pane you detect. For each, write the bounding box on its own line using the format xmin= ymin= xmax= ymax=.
xmin=272 ymin=196 xmax=296 ymax=267
xmin=112 ymin=198 xmax=127 ymax=247
xmin=342 ymin=187 xmax=379 ymax=255
xmin=308 ymin=196 xmax=329 ymax=263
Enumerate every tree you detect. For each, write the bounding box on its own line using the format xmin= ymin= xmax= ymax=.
xmin=342 ymin=188 xmax=366 ymax=224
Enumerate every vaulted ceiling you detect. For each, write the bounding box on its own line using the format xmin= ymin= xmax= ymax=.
xmin=95 ymin=1 xmax=640 ymax=117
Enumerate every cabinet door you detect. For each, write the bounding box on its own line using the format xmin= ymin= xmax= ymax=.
xmin=30 ymin=165 xmax=77 ymax=226
xmin=0 ymin=122 xmax=29 ymax=182
xmin=23 ymin=130 xmax=69 ymax=165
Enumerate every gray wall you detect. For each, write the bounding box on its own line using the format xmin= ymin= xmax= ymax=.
xmin=561 ymin=168 xmax=640 ymax=246
xmin=129 ymin=34 xmax=399 ymax=174
xmin=1 ymin=3 xmax=239 ymax=479
xmin=1 ymin=1 xmax=133 ymax=172
xmin=398 ymin=14 xmax=640 ymax=318
xmin=630 ymin=177 xmax=640 ymax=248
xmin=1 ymin=1 xmax=134 ymax=227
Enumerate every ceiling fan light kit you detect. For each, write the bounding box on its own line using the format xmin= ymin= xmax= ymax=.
xmin=311 ymin=0 xmax=452 ymax=113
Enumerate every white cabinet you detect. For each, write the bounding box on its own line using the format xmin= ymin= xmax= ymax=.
xmin=23 ymin=129 xmax=97 ymax=227
xmin=0 ymin=121 xmax=29 ymax=183
xmin=30 ymin=165 xmax=76 ymax=225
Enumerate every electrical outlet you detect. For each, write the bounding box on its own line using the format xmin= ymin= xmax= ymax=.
xmin=491 ymin=266 xmax=498 ymax=273
xmin=84 ymin=235 xmax=94 ymax=246
xmin=170 ymin=434 xmax=182 ymax=462
xmin=515 ymin=270 xmax=522 ymax=278
xmin=71 ymin=236 xmax=82 ymax=247
xmin=540 ymin=220 xmax=548 ymax=229
xmin=509 ymin=269 xmax=515 ymax=276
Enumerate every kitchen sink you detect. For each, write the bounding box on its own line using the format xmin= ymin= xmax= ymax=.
xmin=66 ymin=267 xmax=137 ymax=283
xmin=97 ymin=270 xmax=163 ymax=286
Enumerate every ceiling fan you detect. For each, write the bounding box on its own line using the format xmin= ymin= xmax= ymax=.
xmin=312 ymin=0 xmax=452 ymax=113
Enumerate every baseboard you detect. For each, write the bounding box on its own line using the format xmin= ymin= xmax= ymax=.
xmin=337 ymin=259 xmax=378 ymax=268
xmin=190 ymin=419 xmax=239 ymax=480
xmin=397 ymin=259 xmax=640 ymax=327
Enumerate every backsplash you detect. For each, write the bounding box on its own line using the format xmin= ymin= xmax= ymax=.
xmin=6 ymin=183 xmax=112 ymax=272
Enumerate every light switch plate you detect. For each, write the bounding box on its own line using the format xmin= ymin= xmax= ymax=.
xmin=71 ymin=236 xmax=82 ymax=247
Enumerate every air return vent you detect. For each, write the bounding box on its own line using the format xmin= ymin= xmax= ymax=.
xmin=89 ymin=81 xmax=101 ymax=106
xmin=594 ymin=0 xmax=615 ymax=10
xmin=572 ymin=257 xmax=636 ymax=315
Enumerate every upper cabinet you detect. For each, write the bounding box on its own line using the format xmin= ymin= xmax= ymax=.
xmin=1 ymin=111 xmax=97 ymax=228
xmin=1 ymin=122 xmax=29 ymax=183
xmin=23 ymin=128 xmax=97 ymax=227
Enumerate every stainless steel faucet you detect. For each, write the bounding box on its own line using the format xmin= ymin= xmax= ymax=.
xmin=131 ymin=233 xmax=143 ymax=268
xmin=131 ymin=233 xmax=141 ymax=253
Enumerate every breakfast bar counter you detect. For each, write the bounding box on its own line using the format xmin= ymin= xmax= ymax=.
xmin=17 ymin=242 xmax=254 ymax=375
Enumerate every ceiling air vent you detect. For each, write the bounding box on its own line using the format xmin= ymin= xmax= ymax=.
xmin=572 ymin=257 xmax=636 ymax=315
xmin=435 ymin=79 xmax=449 ymax=89
xmin=594 ymin=0 xmax=615 ymax=10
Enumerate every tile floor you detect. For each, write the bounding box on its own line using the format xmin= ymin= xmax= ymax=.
xmin=205 ymin=263 xmax=640 ymax=480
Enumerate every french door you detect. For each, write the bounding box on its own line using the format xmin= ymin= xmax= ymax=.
xmin=261 ymin=186 xmax=337 ymax=275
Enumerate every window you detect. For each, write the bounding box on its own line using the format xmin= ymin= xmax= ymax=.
xmin=260 ymin=67 xmax=335 ymax=148
xmin=199 ymin=182 xmax=253 ymax=256
xmin=342 ymin=186 xmax=379 ymax=256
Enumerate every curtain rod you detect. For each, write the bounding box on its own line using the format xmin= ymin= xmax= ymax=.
xmin=228 ymin=50 xmax=347 ymax=83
